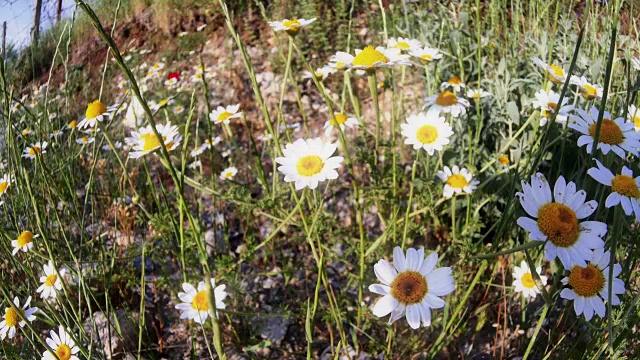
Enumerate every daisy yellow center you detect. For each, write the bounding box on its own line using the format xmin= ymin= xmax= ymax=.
xmin=81 ymin=137 xmax=88 ymax=143
xmin=352 ymin=46 xmax=388 ymax=68
xmin=569 ymin=264 xmax=604 ymax=297
xmin=141 ymin=133 xmax=166 ymax=152
xmin=29 ymin=146 xmax=41 ymax=156
xmin=86 ymin=100 xmax=107 ymax=120
xmin=611 ymin=175 xmax=640 ymax=198
xmin=435 ymin=91 xmax=458 ymax=106
xmin=542 ymin=102 xmax=557 ymax=119
xmin=550 ymin=64 xmax=564 ymax=77
xmin=335 ymin=61 xmax=347 ymax=70
xmin=218 ymin=111 xmax=233 ymax=121
xmin=446 ymin=174 xmax=468 ymax=189
xmin=448 ymin=76 xmax=462 ymax=85
xmin=330 ymin=114 xmax=347 ymax=126
xmin=633 ymin=114 xmax=640 ymax=128
xmin=22 ymin=129 xmax=30 ymax=135
xmin=390 ymin=271 xmax=428 ymax=305
xmin=394 ymin=41 xmax=410 ymax=50
xmin=416 ymin=125 xmax=438 ymax=144
xmin=536 ymin=203 xmax=579 ymax=247
xmin=176 ymin=107 xmax=183 ymax=111
xmin=580 ymin=84 xmax=597 ymax=99
xmin=498 ymin=155 xmax=509 ymax=166
xmin=588 ymin=119 xmax=623 ymax=145
xmin=159 ymin=99 xmax=169 ymax=106
xmin=69 ymin=120 xmax=77 ymax=128
xmin=55 ymin=344 xmax=72 ymax=360
xmin=283 ymin=19 xmax=301 ymax=30
xmin=420 ymin=54 xmax=433 ymax=61
xmin=225 ymin=171 xmax=234 ymax=178
xmin=4 ymin=307 xmax=23 ymax=327
xmin=0 ymin=181 xmax=8 ymax=193
xmin=296 ymin=155 xmax=324 ymax=177
xmin=191 ymin=290 xmax=209 ymax=311
xmin=53 ymin=130 xmax=59 ymax=135
xmin=314 ymin=71 xmax=324 ymax=78
xmin=45 ymin=274 xmax=58 ymax=287
xmin=521 ymin=273 xmax=536 ymax=289
xmin=18 ymin=231 xmax=34 ymax=247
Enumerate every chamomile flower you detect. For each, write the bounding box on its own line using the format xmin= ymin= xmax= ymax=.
xmin=188 ymin=160 xmax=201 ymax=169
xmin=570 ymin=76 xmax=603 ymax=100
xmin=21 ymin=128 xmax=34 ymax=136
xmin=560 ymin=248 xmax=625 ymax=321
xmin=210 ymin=105 xmax=242 ymax=125
xmin=424 ymin=90 xmax=470 ymax=118
xmin=333 ymin=46 xmax=411 ymax=72
xmin=0 ymin=296 xmax=38 ymax=340
xmin=50 ymin=129 xmax=64 ymax=138
xmin=11 ymin=230 xmax=39 ymax=255
xmin=466 ymin=89 xmax=492 ymax=101
xmin=409 ymin=47 xmax=443 ymax=64
xmin=512 ymin=260 xmax=547 ymax=299
xmin=48 ymin=112 xmax=57 ymax=121
xmin=220 ymin=167 xmax=238 ymax=181
xmin=401 ymin=112 xmax=452 ymax=155
xmin=387 ymin=37 xmax=421 ymax=52
xmin=76 ymin=136 xmax=94 ymax=145
xmin=22 ymin=141 xmax=48 ymax=160
xmin=78 ymin=100 xmax=115 ymax=129
xmin=323 ymin=113 xmax=359 ymax=137
xmin=175 ymin=279 xmax=227 ymax=324
xmin=496 ymin=154 xmax=510 ymax=169
xmin=302 ymin=66 xmax=336 ymax=81
xmin=627 ymin=105 xmax=640 ymax=132
xmin=0 ymin=174 xmax=14 ymax=196
xmin=201 ymin=136 xmax=222 ymax=150
xmin=440 ymin=76 xmax=465 ymax=92
xmin=436 ymin=166 xmax=479 ymax=198
xmin=36 ymin=261 xmax=65 ymax=299
xmin=126 ymin=122 xmax=182 ymax=159
xmin=516 ymin=174 xmax=605 ymax=268
xmin=150 ymin=98 xmax=175 ymax=111
xmin=532 ymin=89 xmax=574 ymax=126
xmin=588 ymin=159 xmax=640 ymax=221
xmin=67 ymin=120 xmax=77 ymax=129
xmin=275 ymin=138 xmax=344 ymax=190
xmin=369 ymin=247 xmax=455 ymax=329
xmin=173 ymin=105 xmax=185 ymax=114
xmin=102 ymin=141 xmax=122 ymax=151
xmin=268 ymin=18 xmax=316 ymax=36
xmin=532 ymin=56 xmax=567 ymax=84
xmin=42 ymin=326 xmax=80 ymax=360
xmin=569 ymin=106 xmax=640 ymax=158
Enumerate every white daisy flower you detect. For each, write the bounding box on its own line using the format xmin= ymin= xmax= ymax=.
xmin=401 ymin=112 xmax=453 ymax=155
xmin=333 ymin=46 xmax=411 ymax=72
xmin=210 ymin=105 xmax=242 ymax=125
xmin=323 ymin=113 xmax=359 ymax=137
xmin=328 ymin=52 xmax=353 ymax=71
xmin=496 ymin=154 xmax=510 ymax=169
xmin=436 ymin=166 xmax=479 ymax=198
xmin=11 ymin=230 xmax=39 ymax=255
xmin=0 ymin=296 xmax=38 ymax=340
xmin=150 ymin=98 xmax=175 ymax=111
xmin=466 ymin=88 xmax=492 ymax=101
xmin=424 ymin=91 xmax=470 ymax=118
xmin=76 ymin=136 xmax=94 ymax=145
xmin=36 ymin=261 xmax=65 ymax=299
xmin=102 ymin=141 xmax=122 ymax=151
xmin=49 ymin=129 xmax=64 ymax=138
xmin=302 ymin=66 xmax=336 ymax=81
xmin=126 ymin=122 xmax=182 ymax=159
xmin=560 ymin=248 xmax=625 ymax=321
xmin=387 ymin=37 xmax=421 ymax=52
xmin=42 ymin=325 xmax=80 ymax=360
xmin=221 ymin=149 xmax=231 ymax=158
xmin=512 ymin=260 xmax=547 ymax=299
xmin=48 ymin=112 xmax=57 ymax=121
xmin=275 ymin=138 xmax=344 ymax=190
xmin=627 ymin=105 xmax=640 ymax=132
xmin=532 ymin=56 xmax=567 ymax=84
xmin=568 ymin=106 xmax=640 ymax=158
xmin=78 ymin=100 xmax=116 ymax=129
xmin=440 ymin=76 xmax=465 ymax=93
xmin=408 ymin=46 xmax=443 ymax=64
xmin=268 ymin=18 xmax=316 ymax=35
xmin=0 ymin=174 xmax=14 ymax=196
xmin=22 ymin=141 xmax=48 ymax=160
xmin=201 ymin=136 xmax=222 ymax=150
xmin=175 ymin=279 xmax=227 ymax=324
xmin=21 ymin=128 xmax=34 ymax=136
xmin=531 ymin=89 xmax=574 ymax=126
xmin=516 ymin=173 xmax=605 ymax=269
xmin=588 ymin=159 xmax=640 ymax=221
xmin=369 ymin=247 xmax=455 ymax=329
xmin=220 ymin=167 xmax=238 ymax=181
xmin=173 ymin=105 xmax=185 ymax=114
xmin=188 ymin=160 xmax=201 ymax=169
xmin=570 ymin=76 xmax=603 ymax=100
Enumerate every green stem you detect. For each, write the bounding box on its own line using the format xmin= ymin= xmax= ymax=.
xmin=368 ymin=72 xmax=381 ymax=153
xmin=401 ymin=152 xmax=420 ymax=249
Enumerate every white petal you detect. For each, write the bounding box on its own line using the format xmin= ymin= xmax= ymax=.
xmin=372 ymin=295 xmax=398 ymax=317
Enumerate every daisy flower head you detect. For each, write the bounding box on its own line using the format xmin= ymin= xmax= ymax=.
xmin=50 ymin=129 xmax=64 ymax=138
xmin=560 ymin=248 xmax=625 ymax=321
xmin=588 ymin=159 xmax=640 ymax=221
xmin=369 ymin=247 xmax=455 ymax=329
xmin=496 ymin=154 xmax=510 ymax=169
xmin=512 ymin=260 xmax=547 ymax=299
xmin=516 ymin=174 xmax=605 ymax=268
xmin=401 ymin=112 xmax=452 ymax=155
xmin=467 ymin=88 xmax=492 ymax=102
xmin=409 ymin=46 xmax=443 ymax=64
xmin=36 ymin=261 xmax=65 ymax=299
xmin=126 ymin=122 xmax=182 ymax=159
xmin=67 ymin=120 xmax=77 ymax=129
xmin=11 ymin=230 xmax=39 ymax=255
xmin=201 ymin=136 xmax=222 ymax=150
xmin=268 ymin=18 xmax=316 ymax=36
xmin=48 ymin=112 xmax=57 ymax=121
xmin=0 ymin=174 xmax=14 ymax=196
xmin=424 ymin=90 xmax=470 ymax=118
xmin=302 ymin=66 xmax=336 ymax=82
xmin=22 ymin=141 xmax=48 ymax=160
xmin=150 ymin=98 xmax=175 ymax=112
xmin=0 ymin=296 xmax=38 ymax=340
xmin=188 ymin=160 xmax=201 ymax=169
xmin=102 ymin=141 xmax=122 ymax=151
xmin=387 ymin=37 xmax=421 ymax=52
xmin=570 ymin=76 xmax=603 ymax=100
xmin=335 ymin=46 xmax=411 ymax=72
xmin=175 ymin=279 xmax=227 ymax=324
xmin=532 ymin=56 xmax=567 ymax=84
xmin=323 ymin=113 xmax=359 ymax=137
xmin=210 ymin=104 xmax=242 ymax=125
xmin=21 ymin=127 xmax=34 ymax=136
xmin=328 ymin=52 xmax=353 ymax=71
xmin=220 ymin=167 xmax=238 ymax=181
xmin=173 ymin=105 xmax=185 ymax=114
xmin=532 ymin=89 xmax=574 ymax=126
xmin=78 ymin=100 xmax=115 ymax=129
xmin=436 ymin=166 xmax=479 ymax=198
xmin=275 ymin=138 xmax=344 ymax=190
xmin=42 ymin=326 xmax=80 ymax=360
xmin=628 ymin=105 xmax=640 ymax=132
xmin=76 ymin=136 xmax=94 ymax=145
xmin=569 ymin=106 xmax=640 ymax=158
xmin=440 ymin=75 xmax=465 ymax=93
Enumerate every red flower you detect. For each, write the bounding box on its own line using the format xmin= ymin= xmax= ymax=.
xmin=168 ymin=72 xmax=180 ymax=80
